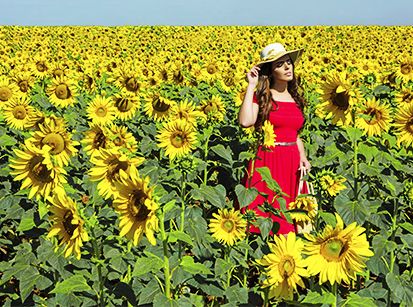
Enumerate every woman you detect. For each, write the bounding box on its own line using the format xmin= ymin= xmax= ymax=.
xmin=238 ymin=42 xmax=311 ymax=235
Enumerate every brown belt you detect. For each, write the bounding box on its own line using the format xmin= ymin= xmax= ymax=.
xmin=274 ymin=142 xmax=297 ymax=146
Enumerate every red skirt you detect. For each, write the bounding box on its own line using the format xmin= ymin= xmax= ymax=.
xmin=241 ymin=144 xmax=308 ymax=235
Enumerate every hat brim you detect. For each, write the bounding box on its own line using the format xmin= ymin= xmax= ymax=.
xmin=256 ymin=48 xmax=304 ymax=66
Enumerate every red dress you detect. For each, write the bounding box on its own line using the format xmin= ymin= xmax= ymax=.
xmin=242 ymin=93 xmax=308 ymax=235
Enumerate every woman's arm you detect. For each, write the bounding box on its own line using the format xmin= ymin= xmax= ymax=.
xmin=297 ymin=135 xmax=311 ymax=171
xmin=238 ymin=65 xmax=260 ymax=128
xmin=238 ymin=83 xmax=259 ymax=127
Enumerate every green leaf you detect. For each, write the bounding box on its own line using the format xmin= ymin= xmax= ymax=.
xmin=255 ymin=167 xmax=281 ymax=193
xmin=0 ymin=133 xmax=17 ymax=146
xmin=132 ymin=254 xmax=164 ymax=277
xmin=214 ymin=258 xmax=234 ymax=278
xmin=19 ymin=267 xmax=53 ymax=303
xmin=253 ymin=217 xmax=273 ymax=239
xmin=223 ymin=285 xmax=248 ymax=304
xmin=319 ymin=211 xmax=336 ymax=226
xmin=167 ymin=230 xmax=194 ymax=246
xmin=340 ymin=292 xmax=376 ymax=307
xmin=234 ymin=184 xmax=258 ymax=209
xmin=38 ymin=199 xmax=49 ymax=219
xmin=346 ymin=127 xmax=363 ymax=142
xmin=50 ymin=275 xmax=92 ymax=294
xmin=301 ymin=290 xmax=335 ymax=304
xmin=153 ymin=293 xmax=180 ymax=307
xmin=163 ymin=199 xmax=177 ymax=213
xmin=211 ymin=144 xmax=233 ymax=164
xmin=138 ymin=279 xmax=161 ymax=305
xmin=192 ymin=185 xmax=226 ymax=208
xmin=386 ymin=272 xmax=413 ymax=304
xmin=17 ymin=209 xmax=36 ymax=232
xmin=334 ymin=195 xmax=369 ymax=225
xmin=180 ymin=256 xmax=211 ymax=275
xmin=400 ymin=222 xmax=413 ymax=234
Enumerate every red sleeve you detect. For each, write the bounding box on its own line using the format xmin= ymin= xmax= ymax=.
xmin=252 ymin=92 xmax=259 ymax=104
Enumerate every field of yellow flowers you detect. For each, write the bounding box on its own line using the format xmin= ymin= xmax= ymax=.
xmin=0 ymin=25 xmax=413 ymax=306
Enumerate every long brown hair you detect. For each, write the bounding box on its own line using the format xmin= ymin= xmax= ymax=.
xmin=254 ymin=60 xmax=306 ymax=132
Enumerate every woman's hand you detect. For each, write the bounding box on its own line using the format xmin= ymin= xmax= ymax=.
xmin=299 ymin=157 xmax=311 ymax=172
xmin=246 ymin=65 xmax=260 ymax=87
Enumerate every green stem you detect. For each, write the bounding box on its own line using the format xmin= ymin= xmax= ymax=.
xmin=243 ymin=227 xmax=250 ymax=288
xmin=386 ymin=199 xmax=399 ymax=306
xmin=203 ymin=133 xmax=210 ymax=185
xmin=353 ymin=139 xmax=359 ymax=200
xmin=91 ymin=229 xmax=104 ymax=307
xmin=332 ymin=282 xmax=337 ymax=307
xmin=180 ymin=173 xmax=186 ymax=232
xmin=159 ymin=210 xmax=171 ymax=299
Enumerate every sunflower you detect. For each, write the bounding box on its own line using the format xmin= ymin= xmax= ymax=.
xmin=303 ymin=213 xmax=374 ymax=285
xmin=355 ymin=97 xmax=392 ymax=137
xmin=156 ymin=119 xmax=198 ymax=160
xmin=0 ymin=75 xmax=20 ymax=110
xmin=46 ymin=75 xmax=78 ymax=108
xmin=113 ymin=167 xmax=159 ymax=246
xmin=47 ymin=193 xmax=89 ymax=260
xmin=170 ymin=99 xmax=203 ymax=126
xmin=107 ymin=124 xmax=138 ymax=154
xmin=315 ymin=170 xmax=347 ymax=197
xmin=109 ymin=64 xmax=142 ymax=95
xmin=394 ymin=85 xmax=413 ymax=107
xmin=257 ymin=232 xmax=308 ymax=301
xmin=82 ymin=125 xmax=109 ymax=157
xmin=393 ymin=58 xmax=413 ymax=84
xmin=200 ymin=59 xmax=222 ymax=83
xmin=143 ymin=91 xmax=175 ymax=121
xmin=289 ymin=195 xmax=318 ymax=223
xmin=199 ymin=95 xmax=226 ymax=122
xmin=89 ymin=148 xmax=144 ymax=199
xmin=3 ymin=96 xmax=36 ymax=130
xmin=316 ymin=71 xmax=357 ymax=126
xmin=208 ymin=208 xmax=247 ymax=246
xmin=29 ymin=116 xmax=79 ymax=167
xmin=234 ymin=87 xmax=248 ymax=107
xmin=113 ymin=89 xmax=140 ymax=121
xmin=30 ymin=55 xmax=50 ymax=79
xmin=11 ymin=71 xmax=36 ymax=97
xmin=393 ymin=103 xmax=413 ymax=147
xmin=9 ymin=140 xmax=67 ymax=200
xmin=86 ymin=95 xmax=118 ymax=127
xmin=262 ymin=120 xmax=276 ymax=147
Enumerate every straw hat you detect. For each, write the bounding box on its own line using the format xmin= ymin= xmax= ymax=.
xmin=256 ymin=42 xmax=304 ymax=66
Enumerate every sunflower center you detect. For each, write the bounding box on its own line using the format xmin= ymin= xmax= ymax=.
xmin=406 ymin=118 xmax=413 ymax=133
xmin=63 ymin=210 xmax=77 ymax=236
xmin=170 ymin=131 xmax=187 ymax=148
xmin=222 ymin=219 xmax=235 ymax=232
xmin=42 ymin=133 xmax=66 ymax=154
xmin=55 ymin=84 xmax=70 ymax=99
xmin=53 ymin=69 xmax=64 ymax=78
xmin=207 ymin=64 xmax=217 ymax=74
xmin=203 ymin=102 xmax=217 ymax=114
xmin=93 ymin=130 xmax=107 ymax=149
xmin=0 ymin=86 xmax=12 ymax=101
xmin=36 ymin=61 xmax=47 ymax=72
xmin=152 ymin=97 xmax=170 ymax=113
xmin=401 ymin=63 xmax=412 ymax=75
xmin=365 ymin=107 xmax=382 ymax=124
xmin=125 ymin=77 xmax=139 ymax=92
xmin=18 ymin=80 xmax=29 ymax=92
xmin=332 ymin=88 xmax=350 ymax=111
xmin=321 ymin=238 xmax=347 ymax=261
xmin=279 ymin=256 xmax=296 ymax=277
xmin=129 ymin=190 xmax=150 ymax=222
xmin=96 ymin=107 xmax=107 ymax=117
xmin=12 ymin=105 xmax=27 ymax=119
xmin=29 ymin=156 xmax=52 ymax=183
xmin=113 ymin=136 xmax=124 ymax=146
xmin=107 ymin=159 xmax=128 ymax=181
xmin=115 ymin=98 xmax=133 ymax=112
xmin=403 ymin=93 xmax=413 ymax=103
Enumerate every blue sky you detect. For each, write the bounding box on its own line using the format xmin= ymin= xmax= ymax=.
xmin=1 ymin=0 xmax=412 ymax=26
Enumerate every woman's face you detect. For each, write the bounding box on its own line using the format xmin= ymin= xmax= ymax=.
xmin=270 ymin=55 xmax=294 ymax=83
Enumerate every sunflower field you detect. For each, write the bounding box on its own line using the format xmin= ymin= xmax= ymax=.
xmin=0 ymin=25 xmax=413 ymax=306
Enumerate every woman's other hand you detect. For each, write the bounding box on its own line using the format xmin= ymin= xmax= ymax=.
xmin=246 ymin=65 xmax=260 ymax=87
xmin=299 ymin=157 xmax=311 ymax=172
